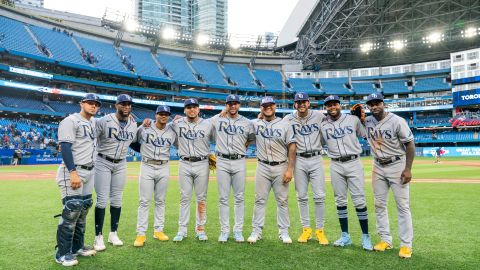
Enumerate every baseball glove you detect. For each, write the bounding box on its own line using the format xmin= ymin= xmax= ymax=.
xmin=350 ymin=103 xmax=366 ymax=123
xmin=208 ymin=154 xmax=216 ymax=170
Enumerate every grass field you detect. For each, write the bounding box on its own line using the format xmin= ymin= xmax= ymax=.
xmin=0 ymin=157 xmax=479 ymax=269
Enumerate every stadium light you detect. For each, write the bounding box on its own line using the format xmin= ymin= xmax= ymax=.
xmin=124 ymin=19 xmax=138 ymax=32
xmin=196 ymin=34 xmax=209 ymax=46
xmin=162 ymin=27 xmax=176 ymax=40
xmin=229 ymin=36 xmax=241 ymax=49
xmin=360 ymin=42 xmax=373 ymax=53
xmin=423 ymin=32 xmax=443 ymax=44
xmin=462 ymin=27 xmax=478 ymax=38
xmin=387 ymin=39 xmax=406 ymax=51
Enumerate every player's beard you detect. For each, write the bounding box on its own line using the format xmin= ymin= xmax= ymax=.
xmin=327 ymin=108 xmax=340 ymax=119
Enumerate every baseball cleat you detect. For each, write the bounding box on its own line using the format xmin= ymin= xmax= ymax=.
xmin=333 ymin=232 xmax=352 ymax=247
xmin=173 ymin=233 xmax=186 ymax=242
xmin=374 ymin=240 xmax=392 ymax=252
xmin=280 ymin=233 xmax=293 ymax=244
xmin=196 ymin=232 xmax=208 ymax=241
xmin=361 ymin=234 xmax=373 ymax=251
xmin=399 ymin=246 xmax=413 ymax=258
xmin=108 ymin=231 xmax=124 ymax=246
xmin=233 ymin=231 xmax=244 ymax=243
xmin=153 ymin=231 xmax=169 ymax=241
xmin=297 ymin=227 xmax=312 ymax=243
xmin=247 ymin=232 xmax=261 ymax=244
xmin=218 ymin=232 xmax=229 ymax=243
xmin=315 ymin=229 xmax=329 ymax=245
xmin=94 ymin=235 xmax=106 ymax=251
xmin=134 ymin=235 xmax=146 ymax=247
xmin=75 ymin=246 xmax=96 ymax=257
xmin=55 ymin=253 xmax=79 ymax=267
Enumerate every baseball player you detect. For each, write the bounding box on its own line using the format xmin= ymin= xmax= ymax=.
xmin=283 ymin=92 xmax=329 ymax=244
xmin=171 ymin=98 xmax=214 ymax=242
xmin=211 ymin=94 xmax=255 ymax=243
xmin=364 ymin=93 xmax=415 ymax=258
xmin=319 ymin=95 xmax=373 ymax=250
xmin=133 ymin=105 xmax=177 ymax=247
xmin=93 ymin=94 xmax=138 ymax=251
xmin=247 ymin=96 xmax=296 ymax=244
xmin=54 ymin=93 xmax=100 ymax=266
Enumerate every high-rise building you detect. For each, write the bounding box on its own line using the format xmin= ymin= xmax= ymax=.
xmin=135 ymin=0 xmax=227 ymax=38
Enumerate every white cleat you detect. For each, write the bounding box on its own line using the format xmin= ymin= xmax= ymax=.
xmin=94 ymin=235 xmax=106 ymax=251
xmin=108 ymin=231 xmax=124 ymax=246
xmin=247 ymin=232 xmax=261 ymax=244
xmin=279 ymin=233 xmax=293 ymax=244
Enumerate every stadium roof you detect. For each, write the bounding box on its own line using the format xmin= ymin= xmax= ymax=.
xmin=292 ymin=0 xmax=480 ymax=69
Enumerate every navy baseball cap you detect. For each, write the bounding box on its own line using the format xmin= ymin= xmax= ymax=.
xmin=260 ymin=96 xmax=275 ymax=106
xmin=324 ymin=95 xmax=340 ymax=104
xmin=116 ymin=94 xmax=133 ymax=104
xmin=294 ymin=92 xmax=309 ymax=102
xmin=366 ymin=93 xmax=384 ymax=104
xmin=81 ymin=93 xmax=101 ymax=105
xmin=156 ymin=105 xmax=171 ymax=115
xmin=184 ymin=98 xmax=199 ymax=107
xmin=226 ymin=94 xmax=240 ymax=103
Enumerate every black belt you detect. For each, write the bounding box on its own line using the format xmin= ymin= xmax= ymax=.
xmin=216 ymin=152 xmax=245 ymax=160
xmin=297 ymin=151 xmax=321 ymax=158
xmin=143 ymin=158 xmax=169 ymax=165
xmin=375 ymin=156 xmax=401 ymax=166
xmin=77 ymin=164 xmax=94 ymax=171
xmin=331 ymin=155 xmax=359 ymax=162
xmin=258 ymin=159 xmax=286 ymax=166
xmin=98 ymin=153 xmax=123 ymax=163
xmin=181 ymin=156 xmax=208 ymax=162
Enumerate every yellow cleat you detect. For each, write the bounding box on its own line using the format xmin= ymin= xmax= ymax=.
xmin=399 ymin=246 xmax=412 ymax=259
xmin=134 ymin=235 xmax=146 ymax=247
xmin=153 ymin=231 xmax=169 ymax=241
xmin=373 ymin=241 xmax=392 ymax=252
xmin=297 ymin=227 xmax=312 ymax=243
xmin=315 ymin=229 xmax=329 ymax=245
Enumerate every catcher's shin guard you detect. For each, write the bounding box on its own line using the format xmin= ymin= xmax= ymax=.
xmin=56 ymin=196 xmax=83 ymax=257
xmin=72 ymin=195 xmax=93 ymax=254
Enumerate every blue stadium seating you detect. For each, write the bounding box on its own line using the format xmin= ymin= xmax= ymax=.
xmin=29 ymin=25 xmax=87 ymax=66
xmin=222 ymin=63 xmax=259 ymax=91
xmin=179 ymin=89 xmax=229 ymax=100
xmin=253 ymin=69 xmax=286 ymax=92
xmin=120 ymin=46 xmax=166 ymax=79
xmin=381 ymin=80 xmax=410 ymax=94
xmin=75 ymin=36 xmax=128 ymax=74
xmin=414 ymin=77 xmax=450 ymax=92
xmin=0 ymin=17 xmax=42 ymax=57
xmin=414 ymin=131 xmax=479 ymax=142
xmin=157 ymin=53 xmax=198 ymax=84
xmin=352 ymin=82 xmax=375 ymax=95
xmin=319 ymin=78 xmax=350 ymax=95
xmin=0 ymin=95 xmax=50 ymax=111
xmin=288 ymin=78 xmax=321 ymax=93
xmin=132 ymin=107 xmax=155 ymax=120
xmin=48 ymin=101 xmax=80 ymax=114
xmin=190 ymin=59 xmax=230 ymax=88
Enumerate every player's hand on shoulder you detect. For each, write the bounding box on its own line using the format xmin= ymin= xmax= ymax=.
xmin=142 ymin=118 xmax=152 ymax=128
xmin=173 ymin=114 xmax=182 ymax=121
xmin=218 ymin=109 xmax=227 ymax=118
xmin=69 ymin=170 xmax=82 ymax=190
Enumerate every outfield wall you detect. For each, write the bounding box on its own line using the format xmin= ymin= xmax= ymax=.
xmin=418 ymin=147 xmax=480 ymax=157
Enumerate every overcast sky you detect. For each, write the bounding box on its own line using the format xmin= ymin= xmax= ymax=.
xmin=43 ymin=0 xmax=299 ymax=36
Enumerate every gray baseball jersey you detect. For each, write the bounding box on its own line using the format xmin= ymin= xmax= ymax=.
xmin=136 ymin=123 xmax=176 ymax=160
xmin=96 ymin=113 xmax=137 ymax=160
xmin=210 ymin=114 xmax=255 ymax=155
xmin=365 ymin=113 xmax=414 ymax=159
xmin=58 ymin=113 xmax=96 ymax=166
xmin=365 ymin=112 xmax=414 ymax=249
xmin=251 ymin=117 xmax=296 ymax=162
xmin=283 ymin=110 xmax=324 ymax=153
xmin=320 ymin=114 xmax=366 ymax=158
xmin=171 ymin=117 xmax=213 ymax=158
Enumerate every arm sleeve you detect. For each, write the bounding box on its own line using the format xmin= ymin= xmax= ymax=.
xmin=60 ymin=142 xmax=76 ymax=171
xmin=58 ymin=118 xmax=75 ymax=143
xmin=284 ymin=120 xmax=296 ymax=145
xmin=355 ymin=117 xmax=367 ymax=138
xmin=397 ymin=118 xmax=414 ymax=143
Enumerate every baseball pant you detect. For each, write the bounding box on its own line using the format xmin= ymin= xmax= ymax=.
xmin=94 ymin=156 xmax=127 ymax=208
xmin=56 ymin=165 xmax=95 ymax=199
xmin=372 ymin=156 xmax=413 ymax=248
xmin=136 ymin=162 xmax=170 ymax=235
xmin=178 ymin=159 xmax=210 ymax=235
xmin=251 ymin=162 xmax=290 ymax=236
xmin=294 ymin=156 xmax=326 ymax=229
xmin=217 ymin=157 xmax=246 ymax=234
xmin=330 ymin=158 xmax=366 ymax=208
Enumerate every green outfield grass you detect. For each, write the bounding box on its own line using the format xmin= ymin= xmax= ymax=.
xmin=0 ymin=157 xmax=478 ymax=269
